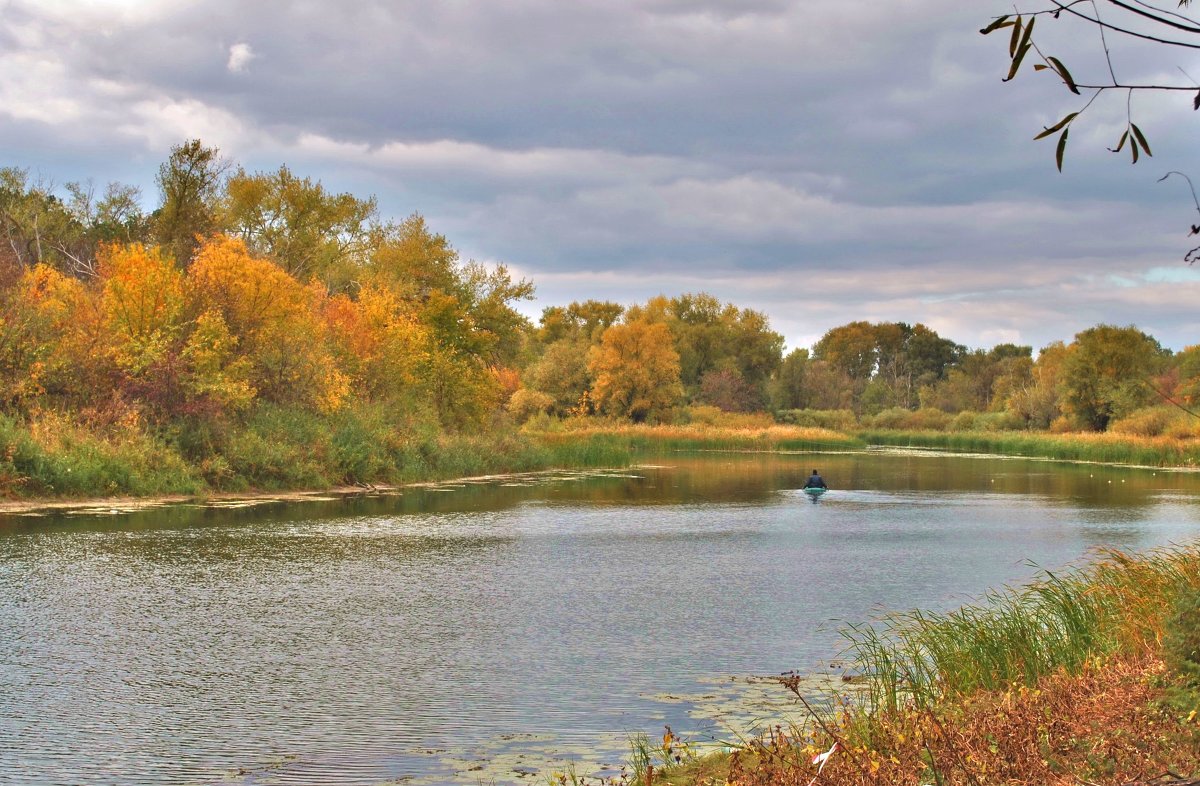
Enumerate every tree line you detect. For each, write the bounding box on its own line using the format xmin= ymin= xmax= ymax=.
xmin=2 ymin=141 xmax=1198 ymax=465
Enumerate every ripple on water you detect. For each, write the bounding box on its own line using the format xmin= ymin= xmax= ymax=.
xmin=2 ymin=454 xmax=1198 ymax=785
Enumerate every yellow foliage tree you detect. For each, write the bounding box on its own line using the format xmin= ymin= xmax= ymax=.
xmin=322 ymin=284 xmax=430 ymax=402
xmin=99 ymin=243 xmax=185 ymax=380
xmin=187 ymin=235 xmax=347 ymax=412
xmin=0 ymin=264 xmax=94 ymax=404
xmin=588 ymin=319 xmax=682 ymax=423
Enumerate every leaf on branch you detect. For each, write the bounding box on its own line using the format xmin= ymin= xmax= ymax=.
xmin=1034 ymin=112 xmax=1078 ymax=139
xmin=1009 ymin=17 xmax=1023 ymax=57
xmin=980 ymin=15 xmax=1013 ymax=34
xmin=1131 ymin=124 xmax=1152 ymax=157
xmin=1047 ymin=57 xmax=1080 ymax=95
xmin=1004 ymin=19 xmax=1035 ymax=81
xmin=1056 ymin=127 xmax=1069 ymax=172
xmin=1110 ymin=129 xmax=1129 ymax=153
xmin=1194 ymin=89 xmax=1200 ymax=110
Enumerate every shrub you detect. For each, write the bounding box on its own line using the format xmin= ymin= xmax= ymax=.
xmin=685 ymin=405 xmax=775 ymax=429
xmin=775 ymin=408 xmax=858 ymax=431
xmin=862 ymin=407 xmax=952 ymax=431
xmin=1110 ymin=406 xmax=1182 ymax=438
xmin=507 ymin=388 xmax=555 ymax=424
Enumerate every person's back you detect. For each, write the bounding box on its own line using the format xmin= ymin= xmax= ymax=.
xmin=805 ymin=469 xmax=826 ymax=489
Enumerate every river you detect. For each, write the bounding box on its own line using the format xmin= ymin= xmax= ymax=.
xmin=2 ymin=450 xmax=1198 ymax=785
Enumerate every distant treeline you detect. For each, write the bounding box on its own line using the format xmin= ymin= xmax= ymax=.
xmin=1 ymin=141 xmax=1197 ymax=493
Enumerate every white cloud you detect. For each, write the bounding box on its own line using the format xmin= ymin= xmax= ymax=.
xmin=227 ymin=42 xmax=255 ymax=73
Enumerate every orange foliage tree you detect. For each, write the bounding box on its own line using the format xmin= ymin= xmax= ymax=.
xmin=187 ymin=235 xmax=347 ymax=412
xmin=0 ymin=265 xmax=96 ymax=405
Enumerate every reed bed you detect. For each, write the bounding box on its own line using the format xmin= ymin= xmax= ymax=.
xmin=858 ymin=428 xmax=1200 ymax=467
xmin=530 ymin=422 xmax=863 ymax=456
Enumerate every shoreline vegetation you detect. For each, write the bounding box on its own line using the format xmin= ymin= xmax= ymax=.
xmin=2 ymin=415 xmax=1198 ymax=507
xmin=621 ymin=546 xmax=1200 ymax=786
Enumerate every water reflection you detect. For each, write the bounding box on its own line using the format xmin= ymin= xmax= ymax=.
xmin=1 ymin=452 xmax=1198 ymax=785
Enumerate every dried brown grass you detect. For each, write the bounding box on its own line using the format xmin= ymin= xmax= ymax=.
xmin=717 ymin=655 xmax=1199 ymax=786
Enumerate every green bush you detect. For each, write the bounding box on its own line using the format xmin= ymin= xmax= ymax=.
xmin=0 ymin=411 xmax=202 ymax=497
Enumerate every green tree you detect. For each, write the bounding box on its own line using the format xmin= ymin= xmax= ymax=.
xmin=815 ymin=321 xmax=962 ymax=411
xmin=923 ymin=344 xmax=1033 ymax=413
xmin=222 ymin=165 xmax=377 ymax=285
xmin=1059 ymin=325 xmax=1170 ymax=430
xmin=537 ymin=299 xmax=624 ymax=345
xmin=625 ymin=293 xmax=782 ymax=406
xmin=528 ymin=338 xmax=592 ymax=416
xmin=769 ymin=348 xmax=810 ymax=411
xmin=154 ymin=140 xmax=228 ymax=266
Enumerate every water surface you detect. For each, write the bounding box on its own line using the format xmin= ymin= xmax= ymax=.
xmin=2 ymin=451 xmax=1198 ymax=784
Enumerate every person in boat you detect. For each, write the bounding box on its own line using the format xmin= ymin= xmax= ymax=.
xmin=804 ymin=469 xmax=827 ymax=490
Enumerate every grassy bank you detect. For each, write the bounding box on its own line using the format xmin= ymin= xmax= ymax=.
xmin=0 ymin=410 xmax=860 ymax=501
xmin=649 ymin=546 xmax=1200 ymax=786
xmin=0 ymin=406 xmax=624 ymax=500
xmin=858 ymin=428 xmax=1200 ymax=468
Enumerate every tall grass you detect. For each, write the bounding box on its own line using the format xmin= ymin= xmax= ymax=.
xmin=0 ymin=410 xmax=203 ymax=497
xmin=858 ymin=428 xmax=1200 ymax=467
xmin=843 ymin=545 xmax=1200 ymax=716
xmin=530 ymin=421 xmax=863 ymax=456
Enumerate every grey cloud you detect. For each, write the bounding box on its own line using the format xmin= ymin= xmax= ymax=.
xmin=2 ymin=0 xmax=1197 ymax=353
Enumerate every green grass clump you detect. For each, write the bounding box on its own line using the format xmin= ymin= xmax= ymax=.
xmin=843 ymin=545 xmax=1200 ymax=715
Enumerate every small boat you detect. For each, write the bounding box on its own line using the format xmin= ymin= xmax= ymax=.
xmin=803 ymin=487 xmax=827 ymax=497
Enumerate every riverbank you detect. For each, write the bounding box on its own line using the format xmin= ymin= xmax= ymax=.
xmin=4 ymin=414 xmax=1199 ymax=506
xmin=652 ymin=545 xmax=1200 ymax=786
xmin=857 ymin=428 xmax=1200 ymax=468
xmin=0 ymin=413 xmax=859 ymax=503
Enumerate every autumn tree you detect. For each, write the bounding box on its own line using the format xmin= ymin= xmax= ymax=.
xmin=815 ymin=321 xmax=961 ymax=411
xmin=322 ymin=284 xmax=429 ymax=403
xmin=98 ymin=243 xmax=187 ymax=410
xmin=698 ymin=368 xmax=762 ymax=412
xmin=1059 ymin=324 xmax=1170 ymax=430
xmin=1174 ymin=344 xmax=1200 ymax=407
xmin=154 ymin=140 xmax=228 ymax=266
xmin=527 ymin=300 xmax=626 ymax=415
xmin=814 ymin=321 xmax=879 ymax=388
xmin=1004 ymin=341 xmax=1068 ymax=429
xmin=588 ymin=319 xmax=682 ymax=422
xmin=222 ymin=165 xmax=377 ymax=285
xmin=922 ymin=344 xmax=1033 ymax=413
xmin=623 ymin=293 xmax=782 ymax=407
xmin=0 ymin=264 xmax=93 ymax=405
xmin=187 ymin=236 xmax=346 ymax=412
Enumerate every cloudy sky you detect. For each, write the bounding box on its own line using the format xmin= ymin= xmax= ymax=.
xmin=3 ymin=0 xmax=1200 ymax=352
